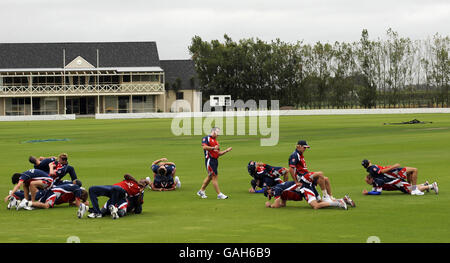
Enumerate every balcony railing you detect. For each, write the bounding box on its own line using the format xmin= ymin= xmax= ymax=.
xmin=0 ymin=83 xmax=164 ymax=96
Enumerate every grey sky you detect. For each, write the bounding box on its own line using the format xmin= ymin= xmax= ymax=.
xmin=1 ymin=0 xmax=448 ymax=59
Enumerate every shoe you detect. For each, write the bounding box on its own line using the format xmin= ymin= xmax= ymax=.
xmin=175 ymin=176 xmax=181 ymax=188
xmin=343 ymin=194 xmax=356 ymax=207
xmin=424 ymin=181 xmax=430 ymax=192
xmin=197 ymin=190 xmax=207 ymax=199
xmin=17 ymin=199 xmax=29 ymax=211
xmin=109 ymin=205 xmax=119 ymax=219
xmin=411 ymin=189 xmax=424 ymax=196
xmin=432 ymin=182 xmax=438 ymax=195
xmin=24 ymin=206 xmax=35 ymax=211
xmin=7 ymin=196 xmax=18 ymax=210
xmin=77 ymin=204 xmax=88 ymax=218
xmin=338 ymin=199 xmax=348 ymax=210
xmin=217 ymin=193 xmax=228 ymax=200
xmin=87 ymin=213 xmax=103 ymax=218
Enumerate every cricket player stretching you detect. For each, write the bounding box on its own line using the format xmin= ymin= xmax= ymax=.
xmin=197 ymin=127 xmax=232 ymax=199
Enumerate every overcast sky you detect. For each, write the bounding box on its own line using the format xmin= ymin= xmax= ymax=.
xmin=1 ymin=0 xmax=448 ymax=59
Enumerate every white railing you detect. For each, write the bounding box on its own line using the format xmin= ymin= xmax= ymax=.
xmin=0 ymin=84 xmax=164 ymax=95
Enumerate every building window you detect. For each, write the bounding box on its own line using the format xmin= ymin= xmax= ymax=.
xmin=122 ymin=75 xmax=131 ymax=82
xmin=6 ymin=97 xmax=31 ymax=115
xmin=176 ymin=92 xmax=184 ymax=100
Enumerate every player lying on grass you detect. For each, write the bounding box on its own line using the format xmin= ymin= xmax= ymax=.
xmin=99 ymin=189 xmax=145 ymax=218
xmin=247 ymin=161 xmax=287 ymax=193
xmin=82 ymin=174 xmax=147 ymax=219
xmin=150 ymin=158 xmax=181 ymax=191
xmin=4 ymin=169 xmax=54 ymax=209
xmin=362 ymin=159 xmax=425 ymax=195
xmin=363 ymin=174 xmax=438 ymax=195
xmin=29 ymin=153 xmax=79 ymax=186
xmin=289 ymin=140 xmax=338 ymax=202
xmin=7 ymin=181 xmax=89 ymax=212
xmin=264 ymin=181 xmax=355 ymax=210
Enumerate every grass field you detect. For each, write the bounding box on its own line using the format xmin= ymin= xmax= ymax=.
xmin=0 ymin=113 xmax=449 ymax=243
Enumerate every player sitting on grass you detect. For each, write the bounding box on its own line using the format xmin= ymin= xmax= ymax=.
xmin=363 ymin=174 xmax=438 ymax=195
xmin=4 ymin=169 xmax=54 ymax=210
xmin=362 ymin=159 xmax=425 ymax=196
xmin=82 ymin=174 xmax=147 ymax=219
xmin=150 ymin=158 xmax=181 ymax=191
xmin=289 ymin=140 xmax=338 ymax=202
xmin=264 ymin=181 xmax=354 ymax=210
xmin=29 ymin=153 xmax=79 ymax=186
xmin=247 ymin=161 xmax=286 ymax=193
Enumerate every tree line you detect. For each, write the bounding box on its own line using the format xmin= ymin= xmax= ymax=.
xmin=188 ymin=29 xmax=449 ymax=109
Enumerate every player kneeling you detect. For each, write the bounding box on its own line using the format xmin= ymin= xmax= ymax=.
xmin=264 ymin=181 xmax=354 ymax=210
xmin=100 ymin=188 xmax=145 ymax=218
xmin=81 ymin=174 xmax=147 ymax=219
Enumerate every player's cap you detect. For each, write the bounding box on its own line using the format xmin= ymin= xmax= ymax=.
xmin=297 ymin=140 xmax=310 ymax=148
xmin=361 ymin=159 xmax=370 ymax=168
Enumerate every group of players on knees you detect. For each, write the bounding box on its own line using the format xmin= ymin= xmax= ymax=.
xmin=248 ymin=140 xmax=439 ymax=210
xmin=4 ymin=154 xmax=181 ymax=219
xmin=3 ymin=132 xmax=440 ymax=217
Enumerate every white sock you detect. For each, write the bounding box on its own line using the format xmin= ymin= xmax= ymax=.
xmin=328 ymin=200 xmax=340 ymax=207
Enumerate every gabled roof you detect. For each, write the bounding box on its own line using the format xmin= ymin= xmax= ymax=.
xmin=0 ymin=42 xmax=160 ymax=69
xmin=160 ymin=59 xmax=198 ymax=90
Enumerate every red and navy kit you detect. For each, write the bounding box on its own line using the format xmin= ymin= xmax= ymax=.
xmin=270 ymin=181 xmax=303 ymax=201
xmin=255 ymin=164 xmax=284 ymax=188
xmin=288 ymin=149 xmax=315 ymax=184
xmin=114 ymin=179 xmax=142 ymax=197
xmin=202 ymin=136 xmax=219 ymax=176
xmin=34 ymin=158 xmax=56 ymax=173
xmin=19 ymin=169 xmax=54 ymax=189
xmin=151 ymin=164 xmax=176 ymax=188
xmin=202 ymin=135 xmax=220 ymax=159
xmin=367 ymin=164 xmax=407 ymax=180
xmin=52 ymin=184 xmax=83 ymax=205
xmin=257 ymin=164 xmax=286 ymax=179
xmin=50 ymin=161 xmax=78 ymax=185
xmin=369 ymin=175 xmax=411 ymax=195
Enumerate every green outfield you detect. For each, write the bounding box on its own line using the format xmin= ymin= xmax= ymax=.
xmin=0 ymin=113 xmax=449 ymax=243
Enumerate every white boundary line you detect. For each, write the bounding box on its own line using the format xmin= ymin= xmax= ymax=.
xmin=95 ymin=108 xmax=450 ymax=119
xmin=0 ymin=114 xmax=76 ymax=121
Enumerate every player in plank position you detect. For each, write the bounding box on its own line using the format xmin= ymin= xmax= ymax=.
xmin=247 ymin=161 xmax=287 ymax=193
xmin=8 ymin=182 xmax=89 ymax=214
xmin=83 ymin=174 xmax=146 ymax=219
xmin=288 ymin=140 xmax=338 ymax=202
xmin=264 ymin=181 xmax=354 ymax=210
xmin=196 ymin=127 xmax=232 ymax=199
xmin=363 ymin=174 xmax=438 ymax=195
xmin=150 ymin=158 xmax=181 ymax=191
xmin=361 ymin=159 xmax=426 ymax=195
xmin=4 ymin=169 xmax=54 ymax=210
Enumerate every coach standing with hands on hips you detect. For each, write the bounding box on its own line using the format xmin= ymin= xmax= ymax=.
xmin=197 ymin=127 xmax=232 ymax=199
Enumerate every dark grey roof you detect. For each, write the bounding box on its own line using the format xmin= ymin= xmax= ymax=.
xmin=0 ymin=42 xmax=160 ymax=69
xmin=160 ymin=59 xmax=198 ymax=90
